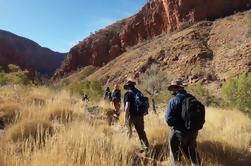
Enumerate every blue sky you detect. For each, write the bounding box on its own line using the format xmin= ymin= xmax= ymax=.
xmin=0 ymin=0 xmax=146 ymax=52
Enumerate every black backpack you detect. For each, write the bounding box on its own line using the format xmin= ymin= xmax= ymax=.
xmin=129 ymin=89 xmax=149 ymax=116
xmin=181 ymin=95 xmax=205 ymax=131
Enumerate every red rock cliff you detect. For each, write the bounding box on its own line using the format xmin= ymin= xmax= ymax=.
xmin=54 ymin=0 xmax=251 ymax=79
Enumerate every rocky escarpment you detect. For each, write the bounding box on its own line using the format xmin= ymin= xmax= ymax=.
xmin=85 ymin=10 xmax=251 ymax=88
xmin=0 ymin=30 xmax=66 ymax=77
xmin=54 ymin=0 xmax=251 ymax=79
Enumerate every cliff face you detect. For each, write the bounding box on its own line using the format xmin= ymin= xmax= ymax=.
xmin=86 ymin=10 xmax=251 ymax=86
xmin=54 ymin=0 xmax=251 ymax=79
xmin=0 ymin=30 xmax=66 ymax=77
xmin=56 ymin=19 xmax=129 ymax=76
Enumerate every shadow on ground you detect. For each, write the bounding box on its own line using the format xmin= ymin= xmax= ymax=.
xmin=131 ymin=140 xmax=251 ymax=166
xmin=199 ymin=140 xmax=251 ymax=166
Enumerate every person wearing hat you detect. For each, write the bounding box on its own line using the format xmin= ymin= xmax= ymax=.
xmin=165 ymin=79 xmax=201 ymax=166
xmin=123 ymin=78 xmax=149 ymax=153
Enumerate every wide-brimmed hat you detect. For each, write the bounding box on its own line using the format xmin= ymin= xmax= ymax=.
xmin=168 ymin=79 xmax=186 ymax=91
xmin=123 ymin=78 xmax=136 ymax=89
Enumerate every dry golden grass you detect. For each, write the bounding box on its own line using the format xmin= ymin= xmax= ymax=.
xmin=27 ymin=86 xmax=54 ymax=105
xmin=4 ymin=119 xmax=53 ymax=143
xmin=0 ymin=85 xmax=250 ymax=166
xmin=0 ymin=103 xmax=21 ymax=125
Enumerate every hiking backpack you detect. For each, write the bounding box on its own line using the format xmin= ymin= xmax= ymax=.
xmin=129 ymin=89 xmax=149 ymax=115
xmin=181 ymin=95 xmax=205 ymax=131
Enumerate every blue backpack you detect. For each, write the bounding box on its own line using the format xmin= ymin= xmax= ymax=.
xmin=129 ymin=89 xmax=149 ymax=116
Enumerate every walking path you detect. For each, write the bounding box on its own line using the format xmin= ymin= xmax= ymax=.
xmin=0 ymin=129 xmax=4 ymax=137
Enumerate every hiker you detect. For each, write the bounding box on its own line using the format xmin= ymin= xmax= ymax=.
xmin=124 ymin=79 xmax=150 ymax=153
xmin=82 ymin=94 xmax=89 ymax=102
xmin=103 ymin=87 xmax=112 ymax=101
xmin=165 ymin=79 xmax=205 ymax=166
xmin=0 ymin=119 xmax=4 ymax=129
xmin=112 ymin=84 xmax=121 ymax=118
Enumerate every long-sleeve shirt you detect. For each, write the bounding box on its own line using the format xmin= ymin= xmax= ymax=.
xmin=165 ymin=90 xmax=189 ymax=133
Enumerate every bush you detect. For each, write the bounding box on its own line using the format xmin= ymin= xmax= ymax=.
xmin=66 ymin=80 xmax=103 ymax=101
xmin=0 ymin=64 xmax=31 ymax=86
xmin=138 ymin=64 xmax=173 ymax=103
xmin=221 ymin=73 xmax=251 ymax=113
xmin=187 ymin=83 xmax=215 ymax=106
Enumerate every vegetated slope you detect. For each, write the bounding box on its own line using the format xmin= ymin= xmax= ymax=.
xmin=53 ymin=0 xmax=251 ymax=79
xmin=85 ymin=10 xmax=250 ymax=86
xmin=57 ymin=65 xmax=99 ymax=85
xmin=0 ymin=30 xmax=66 ymax=77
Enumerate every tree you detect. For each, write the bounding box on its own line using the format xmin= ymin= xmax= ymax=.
xmin=138 ymin=64 xmax=173 ymax=113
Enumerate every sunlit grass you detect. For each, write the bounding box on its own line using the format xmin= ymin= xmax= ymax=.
xmin=0 ymin=85 xmax=250 ymax=166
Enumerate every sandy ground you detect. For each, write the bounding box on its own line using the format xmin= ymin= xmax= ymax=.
xmin=0 ymin=129 xmax=4 ymax=137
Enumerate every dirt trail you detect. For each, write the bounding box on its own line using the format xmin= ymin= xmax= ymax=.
xmin=0 ymin=129 xmax=4 ymax=137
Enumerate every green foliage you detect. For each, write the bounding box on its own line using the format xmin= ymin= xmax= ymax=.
xmin=221 ymin=73 xmax=251 ymax=113
xmin=138 ymin=64 xmax=172 ymax=96
xmin=66 ymin=80 xmax=103 ymax=101
xmin=155 ymin=89 xmax=172 ymax=103
xmin=138 ymin=64 xmax=173 ymax=103
xmin=187 ymin=83 xmax=216 ymax=106
xmin=0 ymin=64 xmax=31 ymax=86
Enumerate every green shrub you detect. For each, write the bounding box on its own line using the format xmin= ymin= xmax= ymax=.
xmin=138 ymin=64 xmax=173 ymax=103
xmin=187 ymin=83 xmax=216 ymax=106
xmin=155 ymin=89 xmax=172 ymax=103
xmin=0 ymin=64 xmax=31 ymax=86
xmin=221 ymin=73 xmax=251 ymax=113
xmin=66 ymin=80 xmax=103 ymax=101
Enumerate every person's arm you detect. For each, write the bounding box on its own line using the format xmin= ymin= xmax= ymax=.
xmin=124 ymin=102 xmax=130 ymax=126
xmin=165 ymin=98 xmax=176 ymax=127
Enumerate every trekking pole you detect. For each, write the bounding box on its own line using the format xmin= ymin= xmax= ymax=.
xmin=152 ymin=98 xmax=157 ymax=114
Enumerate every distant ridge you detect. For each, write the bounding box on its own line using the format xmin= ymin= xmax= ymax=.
xmin=0 ymin=29 xmax=66 ymax=77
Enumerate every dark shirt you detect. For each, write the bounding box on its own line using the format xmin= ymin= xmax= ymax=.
xmin=165 ymin=90 xmax=190 ymax=133
xmin=104 ymin=91 xmax=112 ymax=101
xmin=124 ymin=87 xmax=141 ymax=116
xmin=112 ymin=89 xmax=121 ymax=102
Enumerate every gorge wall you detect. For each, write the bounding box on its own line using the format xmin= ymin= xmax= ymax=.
xmin=54 ymin=0 xmax=251 ymax=79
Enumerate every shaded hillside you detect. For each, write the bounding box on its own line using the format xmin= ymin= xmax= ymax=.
xmin=54 ymin=0 xmax=251 ymax=79
xmin=0 ymin=30 xmax=66 ymax=77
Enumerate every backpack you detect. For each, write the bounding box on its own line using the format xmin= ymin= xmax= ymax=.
xmin=181 ymin=95 xmax=205 ymax=131
xmin=112 ymin=90 xmax=121 ymax=102
xmin=129 ymin=89 xmax=149 ymax=116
